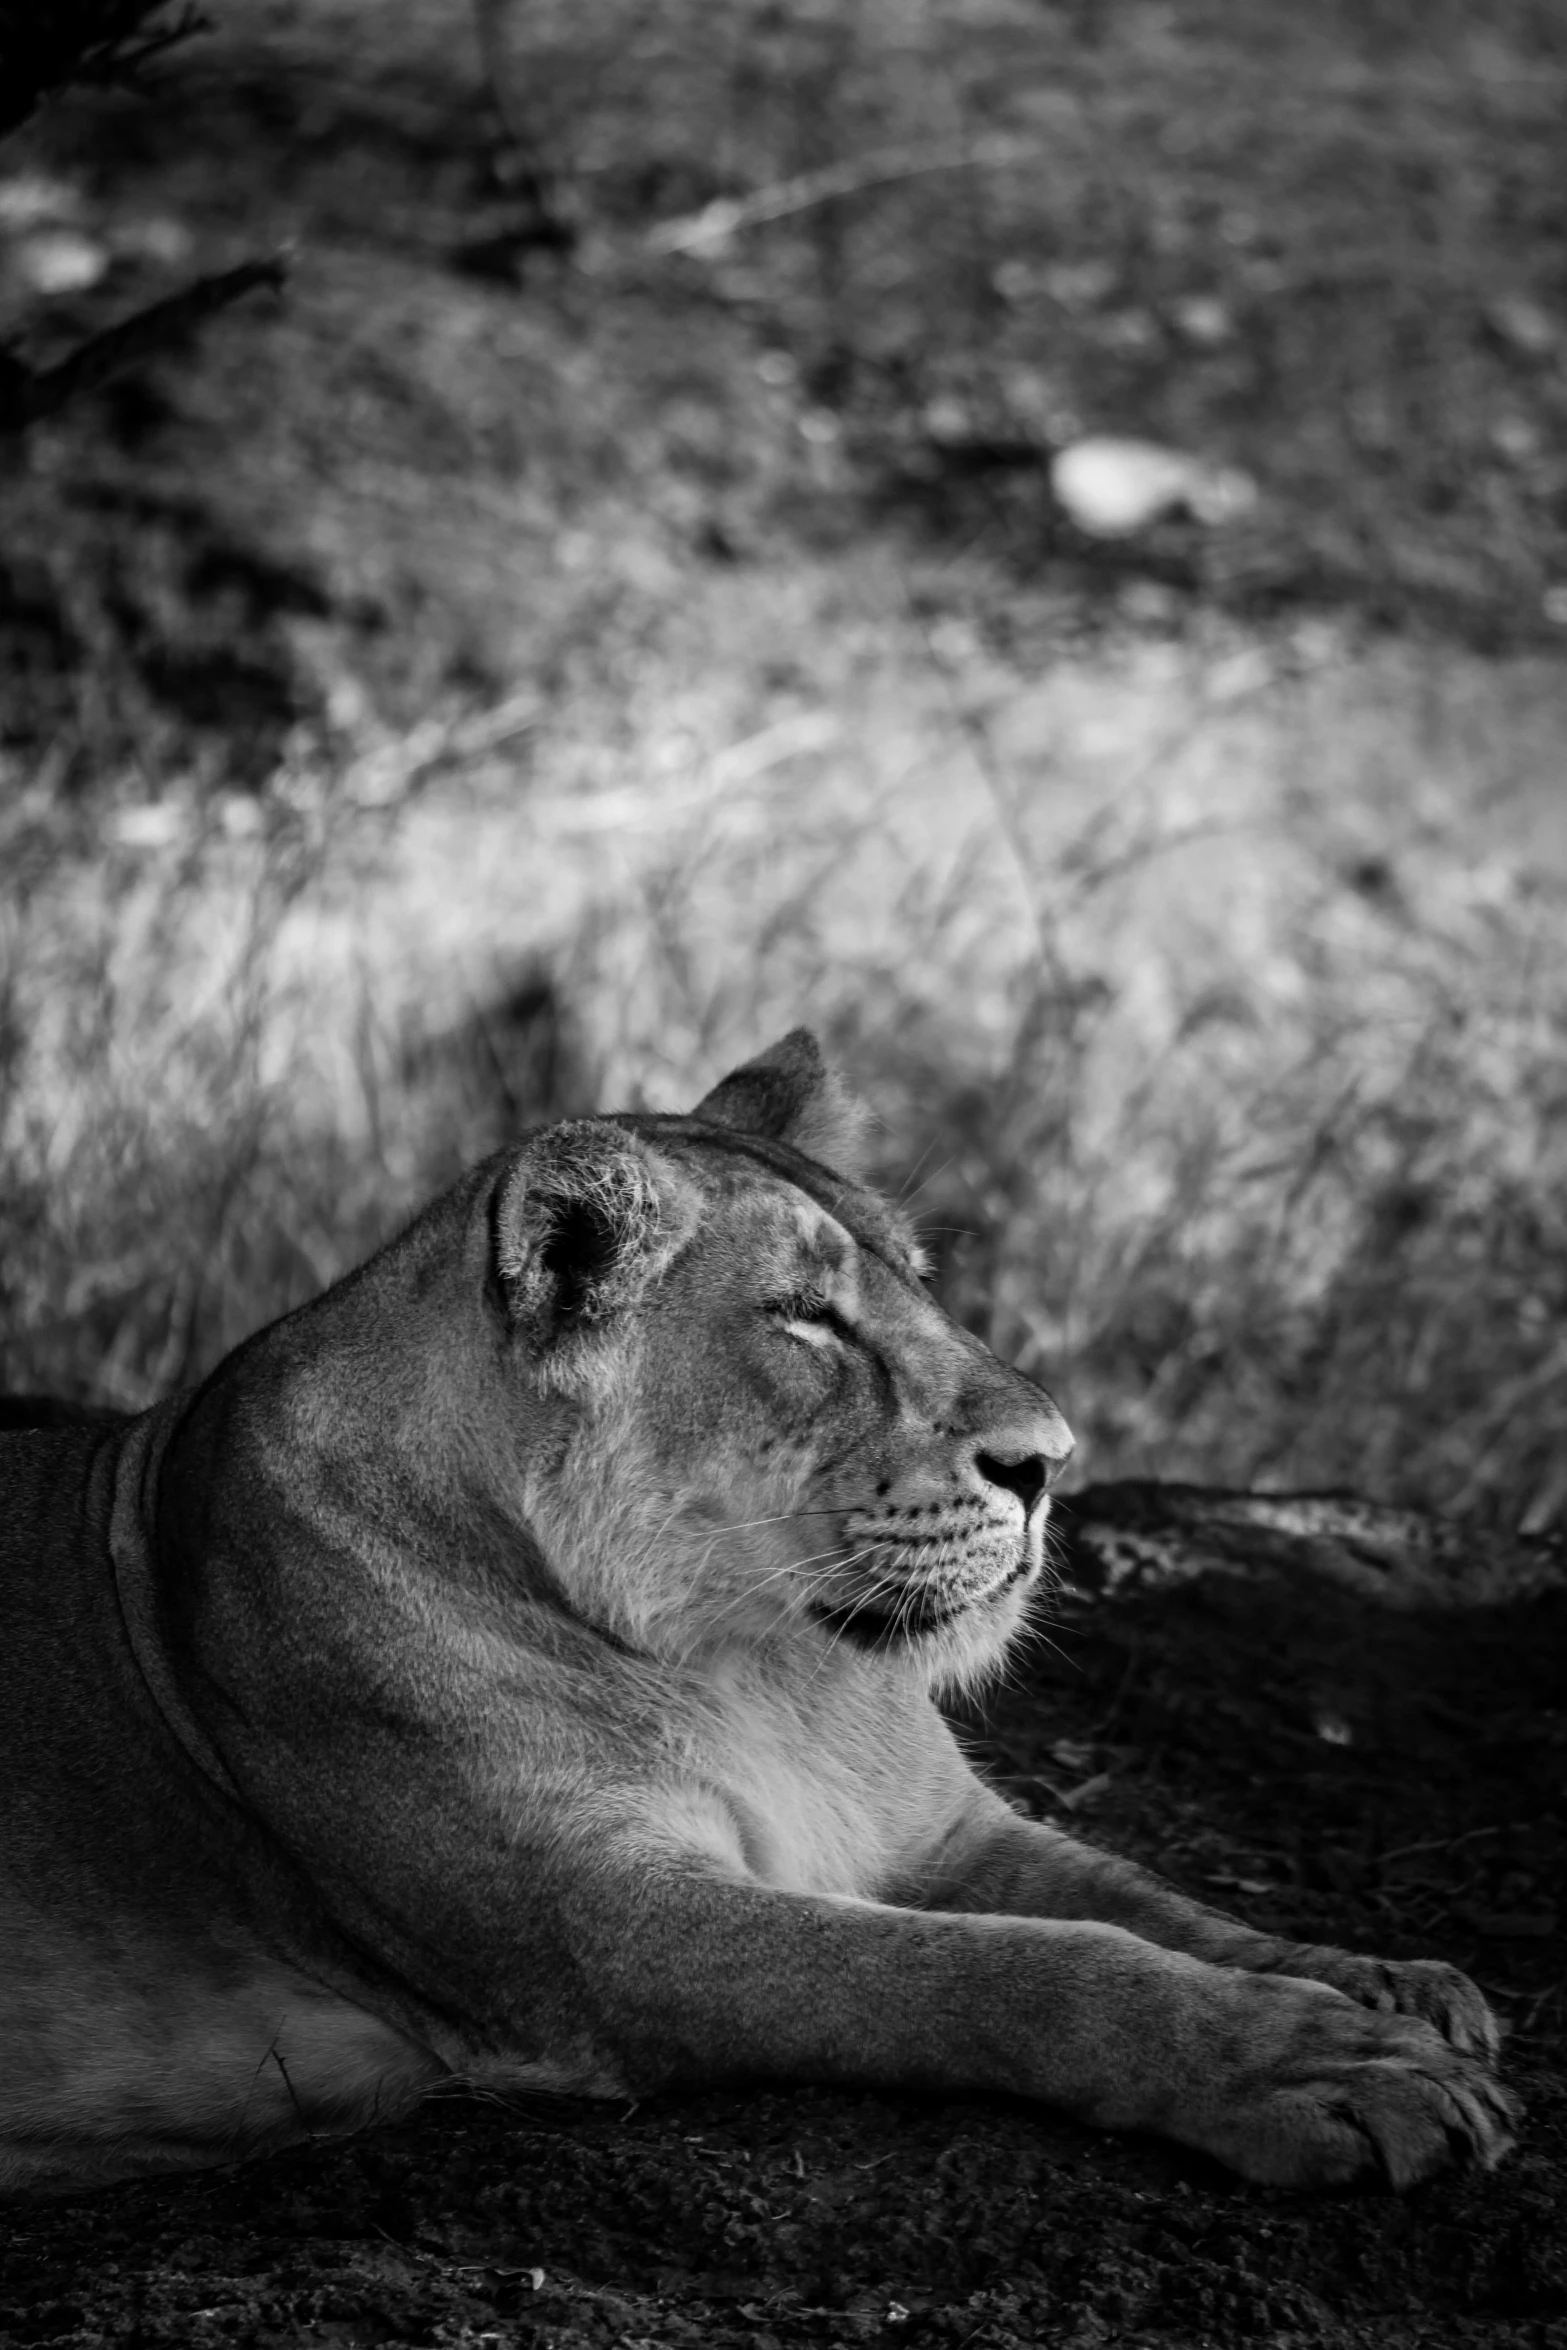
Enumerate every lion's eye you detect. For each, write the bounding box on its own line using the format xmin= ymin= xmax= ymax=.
xmin=767 ymin=1291 xmax=845 ymax=1347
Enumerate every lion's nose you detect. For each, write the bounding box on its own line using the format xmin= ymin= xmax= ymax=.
xmin=975 ymin=1441 xmax=1066 ymax=1516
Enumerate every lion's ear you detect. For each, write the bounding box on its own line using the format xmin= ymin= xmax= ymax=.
xmin=493 ymin=1124 xmax=691 ymax=1344
xmin=690 ymin=1029 xmax=871 ymax=1178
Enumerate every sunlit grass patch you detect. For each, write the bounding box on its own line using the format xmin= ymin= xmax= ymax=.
xmin=9 ymin=590 xmax=1561 ymax=1530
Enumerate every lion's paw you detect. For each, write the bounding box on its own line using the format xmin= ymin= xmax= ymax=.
xmin=1194 ymin=1975 xmax=1519 ymax=2190
xmin=1280 ymin=1948 xmax=1501 ymax=2064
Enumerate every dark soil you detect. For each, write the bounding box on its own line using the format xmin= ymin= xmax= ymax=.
xmin=4 ymin=1569 xmax=1562 ymax=2350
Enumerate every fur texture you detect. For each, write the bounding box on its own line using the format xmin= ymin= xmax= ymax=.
xmin=0 ymin=1037 xmax=1516 ymax=2195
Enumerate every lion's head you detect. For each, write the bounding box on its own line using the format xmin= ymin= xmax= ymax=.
xmin=461 ymin=1030 xmax=1072 ymax=1687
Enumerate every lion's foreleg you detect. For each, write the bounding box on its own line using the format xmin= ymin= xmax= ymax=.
xmin=555 ymin=1863 xmax=1512 ymax=2189
xmin=915 ymin=1798 xmax=1502 ymax=2062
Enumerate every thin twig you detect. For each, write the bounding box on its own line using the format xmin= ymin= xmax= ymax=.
xmin=648 ymin=133 xmax=1049 ymax=256
xmin=0 ymin=253 xmax=289 ymax=434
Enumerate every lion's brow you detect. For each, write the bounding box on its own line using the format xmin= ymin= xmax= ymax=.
xmin=614 ymin=1114 xmax=925 ymax=1288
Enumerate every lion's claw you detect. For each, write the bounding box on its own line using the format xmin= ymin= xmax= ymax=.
xmin=1190 ymin=1973 xmax=1519 ymax=2190
xmin=1279 ymin=1948 xmax=1502 ymax=2064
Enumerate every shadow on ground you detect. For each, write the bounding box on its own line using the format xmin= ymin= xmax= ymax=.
xmin=4 ymin=1575 xmax=1561 ymax=2350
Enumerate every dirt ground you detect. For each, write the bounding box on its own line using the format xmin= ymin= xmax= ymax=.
xmin=3 ymin=1540 xmax=1562 ymax=2350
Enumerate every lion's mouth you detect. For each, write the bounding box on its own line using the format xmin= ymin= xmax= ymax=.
xmin=809 ymin=1555 xmax=1031 ymax=1647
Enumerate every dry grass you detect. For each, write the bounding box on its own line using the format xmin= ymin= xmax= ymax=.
xmin=3 ymin=0 xmax=1567 ymax=1529
xmin=6 ymin=592 xmax=1567 ymax=1530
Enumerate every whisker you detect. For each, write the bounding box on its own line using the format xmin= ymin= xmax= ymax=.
xmin=750 ymin=1541 xmax=863 ymax=1583
xmin=698 ymin=1507 xmax=847 ymax=1538
xmin=897 ymin=1152 xmax=959 ymax=1216
xmin=709 ymin=1547 xmax=891 ymax=1670
xmin=797 ymin=1549 xmax=914 ymax=1681
xmin=896 ymin=1135 xmax=941 ymax=1202
xmin=683 ymin=1506 xmax=843 ymax=1576
xmin=1006 ymin=1596 xmax=1080 ymax=1679
xmin=707 ymin=1540 xmax=886 ymax=1617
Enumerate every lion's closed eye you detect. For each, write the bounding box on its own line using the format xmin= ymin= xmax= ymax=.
xmin=767 ymin=1293 xmax=850 ymax=1349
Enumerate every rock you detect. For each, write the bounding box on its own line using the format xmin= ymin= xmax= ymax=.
xmin=1171 ymin=292 xmax=1235 ymax=346
xmin=12 ymin=227 xmax=109 ymax=296
xmin=1487 ymin=292 xmax=1559 ymax=358
xmin=1049 ymin=435 xmax=1258 ymax=536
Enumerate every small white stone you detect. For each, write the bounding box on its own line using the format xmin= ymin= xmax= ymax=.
xmin=1487 ymin=293 xmax=1558 ymax=357
xmin=14 ymin=228 xmax=108 ymax=295
xmin=1172 ymin=293 xmax=1234 ymax=346
xmin=1050 ymin=435 xmax=1257 ymax=537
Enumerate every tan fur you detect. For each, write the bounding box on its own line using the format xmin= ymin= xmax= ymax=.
xmin=0 ymin=1032 xmax=1517 ymax=2195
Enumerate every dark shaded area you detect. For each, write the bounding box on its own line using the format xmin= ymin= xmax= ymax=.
xmin=0 ymin=0 xmax=202 ymax=142
xmin=2 ymin=1551 xmax=1561 ymax=2349
xmin=0 ymin=483 xmax=331 ymax=787
xmin=3 ymin=0 xmax=1566 ymax=801
xmin=0 ymin=1395 xmax=128 ymax=1430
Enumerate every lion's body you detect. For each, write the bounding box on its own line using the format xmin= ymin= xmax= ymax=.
xmin=0 ymin=1416 xmax=438 ymax=2189
xmin=0 ymin=1036 xmax=1517 ymax=2196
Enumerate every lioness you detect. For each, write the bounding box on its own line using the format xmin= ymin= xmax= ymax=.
xmin=0 ymin=1033 xmax=1515 ymax=2196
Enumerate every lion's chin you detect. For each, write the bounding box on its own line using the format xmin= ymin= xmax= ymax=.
xmin=809 ymin=1554 xmax=1034 ymax=1651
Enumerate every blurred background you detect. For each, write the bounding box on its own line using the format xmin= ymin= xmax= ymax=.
xmin=3 ymin=0 xmax=1566 ymax=1522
